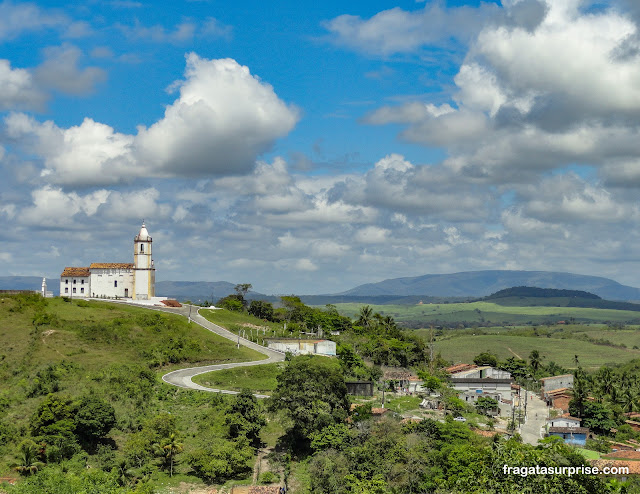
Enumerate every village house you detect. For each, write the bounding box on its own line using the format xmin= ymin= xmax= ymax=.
xmin=448 ymin=366 xmax=513 ymax=403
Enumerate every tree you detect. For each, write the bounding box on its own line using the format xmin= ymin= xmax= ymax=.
xmin=474 ymin=352 xmax=498 ymax=367
xmin=234 ymin=283 xmax=253 ymax=308
xmin=153 ymin=433 xmax=183 ymax=477
xmin=268 ymin=355 xmax=349 ymax=446
xmin=529 ymin=350 xmax=543 ymax=374
xmin=217 ymin=295 xmax=244 ymax=312
xmin=357 ymin=305 xmax=374 ymax=330
xmin=12 ymin=440 xmax=45 ymax=476
xmin=248 ymin=300 xmax=274 ymax=320
xmin=74 ymin=395 xmax=116 ymax=443
xmin=226 ymin=388 xmax=266 ymax=448
xmin=475 ymin=396 xmax=499 ymax=416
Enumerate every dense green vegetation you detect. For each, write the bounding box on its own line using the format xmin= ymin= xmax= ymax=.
xmin=0 ymin=293 xmax=268 ymax=492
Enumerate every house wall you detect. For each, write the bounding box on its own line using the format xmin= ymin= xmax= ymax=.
xmin=90 ymin=269 xmax=134 ymax=298
xmin=266 ymin=339 xmax=336 ymax=356
xmin=548 ymin=418 xmax=580 ymax=428
xmin=542 ymin=375 xmax=574 ymax=392
xmin=346 ymin=381 xmax=374 ymax=396
xmin=314 ymin=340 xmax=337 ymax=356
xmin=60 ymin=276 xmax=90 ymax=297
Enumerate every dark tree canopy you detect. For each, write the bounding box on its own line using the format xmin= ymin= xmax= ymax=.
xmin=268 ymin=355 xmax=349 ymax=444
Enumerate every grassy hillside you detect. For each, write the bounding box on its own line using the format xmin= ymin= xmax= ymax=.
xmin=0 ymin=294 xmax=267 ymax=490
xmin=192 ymin=363 xmax=284 ymax=394
xmin=432 ymin=333 xmax=640 ymax=370
xmin=332 ymin=301 xmax=640 ymax=326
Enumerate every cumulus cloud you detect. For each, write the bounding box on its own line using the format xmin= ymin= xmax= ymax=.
xmin=34 ymin=45 xmax=106 ymax=95
xmin=0 ymin=1 xmax=68 ymax=40
xmin=0 ymin=59 xmax=47 ymax=110
xmin=5 ymin=55 xmax=299 ymax=185
xmin=362 ymin=1 xmax=640 ymax=182
xmin=330 ymin=154 xmax=492 ymax=221
xmin=323 ymin=1 xmax=500 ymax=56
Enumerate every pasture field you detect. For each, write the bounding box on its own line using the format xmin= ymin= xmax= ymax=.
xmin=432 ymin=333 xmax=640 ymax=370
xmin=191 ymin=362 xmax=285 ymax=394
xmin=332 ymin=301 xmax=640 ymax=326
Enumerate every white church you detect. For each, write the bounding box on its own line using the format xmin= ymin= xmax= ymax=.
xmin=60 ymin=223 xmax=156 ymax=300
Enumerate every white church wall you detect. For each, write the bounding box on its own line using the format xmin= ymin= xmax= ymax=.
xmin=90 ymin=268 xmax=134 ymax=298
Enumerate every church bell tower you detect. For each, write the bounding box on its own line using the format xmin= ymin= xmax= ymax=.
xmin=133 ymin=222 xmax=155 ymax=300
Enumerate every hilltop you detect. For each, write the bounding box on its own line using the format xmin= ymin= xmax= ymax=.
xmin=335 ymin=270 xmax=640 ymax=301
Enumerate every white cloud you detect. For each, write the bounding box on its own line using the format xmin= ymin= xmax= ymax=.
xmin=20 ymin=185 xmax=111 ymax=226
xmin=6 ymin=55 xmax=299 ymax=185
xmin=323 ymin=2 xmax=499 ymax=56
xmin=0 ymin=59 xmax=47 ymax=110
xmin=354 ymin=226 xmax=389 ymax=244
xmin=0 ymin=1 xmax=68 ymax=41
xmin=293 ymin=258 xmax=318 ymax=272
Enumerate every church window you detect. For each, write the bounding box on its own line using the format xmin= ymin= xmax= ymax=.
xmin=81 ymin=279 xmax=84 ymax=284
xmin=73 ymin=287 xmax=76 ymax=293
xmin=65 ymin=287 xmax=68 ymax=293
xmin=81 ymin=287 xmax=84 ymax=293
xmin=73 ymin=279 xmax=76 ymax=284
xmin=140 ymin=244 xmax=144 ymax=253
xmin=114 ymin=280 xmax=118 ymax=288
xmin=65 ymin=279 xmax=68 ymax=284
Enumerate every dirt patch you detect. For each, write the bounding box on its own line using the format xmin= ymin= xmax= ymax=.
xmin=240 ymin=323 xmax=270 ymax=331
xmin=167 ymin=483 xmax=217 ymax=494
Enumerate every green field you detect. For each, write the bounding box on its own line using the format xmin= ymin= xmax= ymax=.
xmin=433 ymin=333 xmax=640 ymax=370
xmin=192 ymin=362 xmax=285 ymax=394
xmin=332 ymin=301 xmax=640 ymax=326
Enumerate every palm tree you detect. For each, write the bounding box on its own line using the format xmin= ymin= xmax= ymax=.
xmin=12 ymin=440 xmax=45 ymax=476
xmin=153 ymin=433 xmax=183 ymax=477
xmin=620 ymin=389 xmax=637 ymax=414
xmin=357 ymin=305 xmax=374 ymax=330
xmin=529 ymin=350 xmax=543 ymax=374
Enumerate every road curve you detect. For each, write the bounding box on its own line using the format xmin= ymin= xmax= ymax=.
xmin=136 ymin=304 xmax=285 ymax=397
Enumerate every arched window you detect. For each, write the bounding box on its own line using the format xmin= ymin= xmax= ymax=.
xmin=140 ymin=244 xmax=144 ymax=253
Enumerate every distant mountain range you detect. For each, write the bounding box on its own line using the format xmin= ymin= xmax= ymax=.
xmin=2 ymin=270 xmax=640 ymax=302
xmin=334 ymin=270 xmax=640 ymax=302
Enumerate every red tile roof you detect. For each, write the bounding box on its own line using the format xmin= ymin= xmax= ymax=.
xmin=90 ymin=263 xmax=134 ymax=269
xmin=61 ymin=267 xmax=90 ymax=277
xmin=603 ymin=450 xmax=640 ymax=460
xmin=590 ymin=459 xmax=640 ymax=474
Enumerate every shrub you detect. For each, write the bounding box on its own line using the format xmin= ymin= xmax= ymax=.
xmin=259 ymin=471 xmax=279 ymax=484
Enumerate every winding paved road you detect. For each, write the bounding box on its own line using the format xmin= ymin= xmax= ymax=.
xmin=121 ymin=303 xmax=285 ymax=397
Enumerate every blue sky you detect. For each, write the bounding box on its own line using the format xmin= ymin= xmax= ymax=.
xmin=3 ymin=0 xmax=640 ymax=295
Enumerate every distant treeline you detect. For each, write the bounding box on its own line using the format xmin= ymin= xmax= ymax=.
xmin=485 ymin=286 xmax=640 ymax=312
xmin=485 ymin=286 xmax=601 ymax=300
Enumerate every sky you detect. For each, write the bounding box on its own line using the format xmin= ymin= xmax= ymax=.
xmin=3 ymin=0 xmax=640 ymax=295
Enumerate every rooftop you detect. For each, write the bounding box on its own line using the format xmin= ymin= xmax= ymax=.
xmin=90 ymin=263 xmax=134 ymax=269
xmin=540 ymin=374 xmax=573 ymax=381
xmin=61 ymin=267 xmax=90 ymax=277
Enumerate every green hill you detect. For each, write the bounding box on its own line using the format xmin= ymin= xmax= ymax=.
xmin=0 ymin=293 xmax=265 ymax=490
